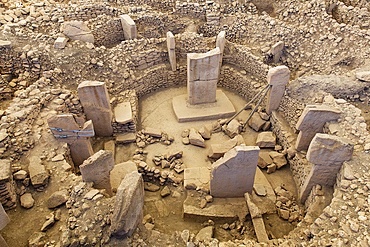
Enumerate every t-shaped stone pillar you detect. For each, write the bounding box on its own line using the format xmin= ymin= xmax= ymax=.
xmin=167 ymin=31 xmax=176 ymax=71
xmin=77 ymin=81 xmax=113 ymax=137
xmin=210 ymin=145 xmax=260 ymax=197
xmin=80 ymin=150 xmax=115 ymax=197
xmin=48 ymin=114 xmax=94 ymax=167
xmin=187 ymin=47 xmax=221 ymax=105
xmin=295 ymin=105 xmax=341 ymax=151
xmin=266 ymin=66 xmax=290 ymax=114
xmin=300 ymin=133 xmax=353 ymax=202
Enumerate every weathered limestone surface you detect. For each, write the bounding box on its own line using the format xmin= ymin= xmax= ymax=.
xmin=187 ymin=48 xmax=221 ymax=105
xmin=189 ymin=128 xmax=205 ymax=147
xmin=110 ymin=161 xmax=137 ymax=192
xmin=110 ymin=171 xmax=144 ymax=238
xmin=300 ymin=133 xmax=353 ymax=202
xmin=80 ymin=150 xmax=114 ymax=196
xmin=77 ymin=81 xmax=113 ymax=137
xmin=210 ymin=145 xmax=260 ymax=197
xmin=252 ymin=168 xmax=276 ymax=214
xmin=61 ymin=21 xmax=94 ymax=43
xmin=48 ymin=114 xmax=94 ymax=167
xmin=216 ymin=31 xmax=226 ymax=66
xmin=271 ymin=41 xmax=284 ymax=63
xmin=208 ymin=135 xmax=244 ymax=159
xmin=256 ymin=131 xmax=276 ymax=148
xmin=104 ymin=140 xmax=115 ymax=159
xmin=244 ymin=193 xmax=269 ymax=243
xmin=356 ymin=71 xmax=370 ymax=82
xmin=54 ymin=37 xmax=68 ymax=49
xmin=295 ymin=105 xmax=341 ymax=151
xmin=0 ymin=202 xmax=10 ymax=230
xmin=167 ymin=31 xmax=176 ymax=71
xmin=0 ymin=159 xmax=11 ymax=183
xmin=266 ymin=66 xmax=290 ymax=114
xmin=28 ymin=156 xmax=49 ymax=187
xmin=114 ymin=102 xmax=132 ymax=124
xmin=120 ymin=15 xmax=137 ymax=40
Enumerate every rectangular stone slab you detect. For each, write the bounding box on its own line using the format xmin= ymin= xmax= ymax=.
xmin=172 ymin=90 xmax=235 ymax=123
xmin=120 ymin=15 xmax=137 ymax=40
xmin=114 ymin=102 xmax=133 ymax=124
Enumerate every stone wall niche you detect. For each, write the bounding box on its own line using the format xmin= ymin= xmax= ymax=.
xmin=77 ymin=81 xmax=113 ymax=137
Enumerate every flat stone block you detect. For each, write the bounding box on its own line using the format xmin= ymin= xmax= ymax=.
xmin=114 ymin=102 xmax=132 ymax=124
xmin=54 ymin=37 xmax=68 ymax=49
xmin=116 ymin=132 xmax=136 ymax=144
xmin=111 ymin=161 xmax=138 ymax=193
xmin=172 ymin=90 xmax=236 ymax=123
xmin=184 ymin=167 xmax=210 ymax=191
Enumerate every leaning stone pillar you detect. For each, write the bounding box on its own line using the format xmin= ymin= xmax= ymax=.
xmin=216 ymin=31 xmax=226 ymax=67
xmin=78 ymin=81 xmax=113 ymax=137
xmin=167 ymin=31 xmax=176 ymax=71
xmin=210 ymin=145 xmax=260 ymax=197
xmin=266 ymin=66 xmax=290 ymax=114
xmin=48 ymin=114 xmax=94 ymax=167
xmin=80 ymin=150 xmax=115 ymax=196
xmin=295 ymin=105 xmax=341 ymax=151
xmin=187 ymin=47 xmax=221 ymax=105
xmin=300 ymin=134 xmax=353 ymax=202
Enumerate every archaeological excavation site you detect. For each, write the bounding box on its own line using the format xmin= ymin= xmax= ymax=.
xmin=1 ymin=0 xmax=370 ymax=246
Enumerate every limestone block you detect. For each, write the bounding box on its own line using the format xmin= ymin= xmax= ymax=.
xmin=187 ymin=48 xmax=221 ymax=105
xmin=216 ymin=31 xmax=226 ymax=65
xmin=144 ymin=127 xmax=162 ymax=138
xmin=256 ymin=131 xmax=276 ymax=148
xmin=120 ymin=15 xmax=137 ymax=40
xmin=356 ymin=71 xmax=370 ymax=82
xmin=225 ymin=119 xmax=242 ymax=138
xmin=0 ymin=202 xmax=10 ymax=230
xmin=271 ymin=41 xmax=284 ymax=63
xmin=116 ymin=132 xmax=136 ymax=144
xmin=114 ymin=102 xmax=132 ymax=124
xmin=266 ymin=66 xmax=290 ymax=114
xmin=28 ymin=156 xmax=49 ymax=187
xmin=199 ymin=126 xmax=211 ymax=140
xmin=248 ymin=114 xmax=266 ymax=132
xmin=54 ymin=37 xmax=68 ymax=49
xmin=20 ymin=193 xmax=34 ymax=209
xmin=208 ymin=135 xmax=244 ymax=159
xmin=268 ymin=151 xmax=287 ymax=169
xmin=110 ymin=171 xmax=144 ymax=237
xmin=210 ymin=145 xmax=260 ymax=197
xmin=104 ymin=140 xmax=115 ymax=158
xmin=0 ymin=159 xmax=11 ymax=183
xmin=295 ymin=105 xmax=341 ymax=151
xmin=300 ymin=133 xmax=353 ymax=202
xmin=257 ymin=151 xmax=273 ymax=169
xmin=78 ymin=81 xmax=113 ymax=137
xmin=189 ymin=128 xmax=205 ymax=147
xmin=195 ymin=226 xmax=214 ymax=242
xmin=244 ymin=193 xmax=269 ymax=243
xmin=80 ymin=150 xmax=114 ymax=195
xmin=110 ymin=161 xmax=138 ymax=193
xmin=61 ymin=21 xmax=94 ymax=43
xmin=167 ymin=31 xmax=176 ymax=71
xmin=47 ymin=190 xmax=69 ymax=208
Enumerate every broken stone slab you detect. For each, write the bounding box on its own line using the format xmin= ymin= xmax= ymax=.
xmin=266 ymin=66 xmax=290 ymax=114
xmin=189 ymin=128 xmax=205 ymax=148
xmin=199 ymin=126 xmax=211 ymax=140
xmin=356 ymin=71 xmax=370 ymax=82
xmin=0 ymin=159 xmax=11 ymax=183
xmin=184 ymin=167 xmax=210 ymax=192
xmin=114 ymin=102 xmax=132 ymax=124
xmin=110 ymin=171 xmax=144 ymax=238
xmin=252 ymin=167 xmax=276 ymax=214
xmin=257 ymin=151 xmax=273 ymax=169
xmin=47 ymin=190 xmax=69 ymax=208
xmin=144 ymin=127 xmax=162 ymax=138
xmin=28 ymin=156 xmax=49 ymax=187
xmin=116 ymin=132 xmax=136 ymax=144
xmin=110 ymin=161 xmax=137 ymax=193
xmin=54 ymin=37 xmax=68 ymax=49
xmin=20 ymin=193 xmax=34 ymax=209
xmin=120 ymin=15 xmax=137 ymax=40
xmin=300 ymin=133 xmax=354 ymax=202
xmin=224 ymin=119 xmax=242 ymax=138
xmin=104 ymin=140 xmax=115 ymax=158
xmin=28 ymin=232 xmax=46 ymax=247
xmin=48 ymin=114 xmax=94 ymax=167
xmin=41 ymin=213 xmax=55 ymax=232
xmin=244 ymin=193 xmax=269 ymax=243
xmin=187 ymin=47 xmax=221 ymax=105
xmin=256 ymin=131 xmax=276 ymax=148
xmin=196 ymin=226 xmax=214 ymax=242
xmin=267 ymin=164 xmax=276 ymax=174
xmin=269 ymin=151 xmax=287 ymax=169
xmin=208 ymin=135 xmax=245 ymax=159
xmin=167 ymin=31 xmax=176 ymax=71
xmin=210 ymin=145 xmax=260 ymax=197
xmin=253 ymin=184 xmax=266 ymax=196
xmin=248 ymin=114 xmax=267 ymax=132
xmin=295 ymin=105 xmax=341 ymax=151
xmin=77 ymin=81 xmax=113 ymax=137
xmin=80 ymin=150 xmax=114 ymax=196
xmin=61 ymin=21 xmax=94 ymax=43
xmin=0 ymin=202 xmax=10 ymax=230
xmin=271 ymin=41 xmax=284 ymax=63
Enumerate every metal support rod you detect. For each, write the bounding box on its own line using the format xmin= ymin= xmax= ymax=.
xmin=226 ymin=84 xmax=271 ymax=125
xmin=243 ymin=84 xmax=272 ymax=128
